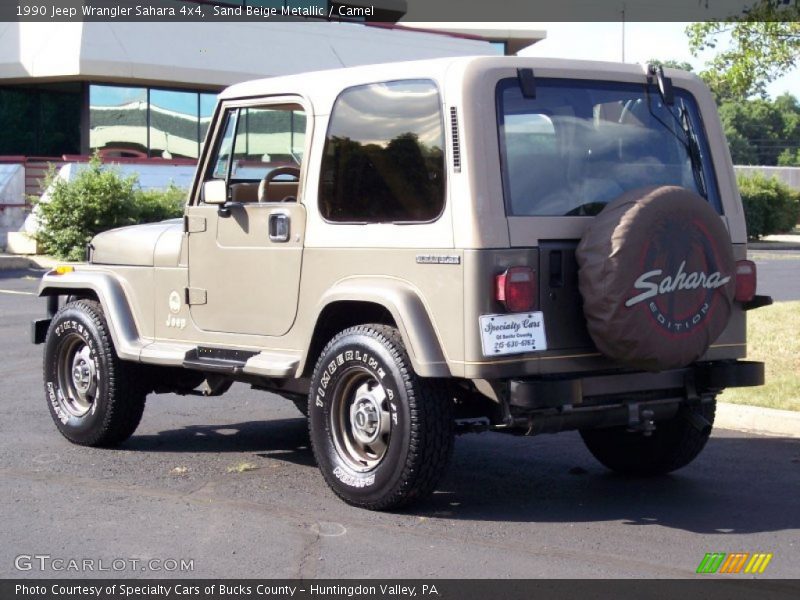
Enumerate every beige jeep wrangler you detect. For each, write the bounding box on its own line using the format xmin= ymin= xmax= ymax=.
xmin=33 ymin=57 xmax=771 ymax=510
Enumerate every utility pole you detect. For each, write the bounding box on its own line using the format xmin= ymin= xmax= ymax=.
xmin=621 ymin=2 xmax=626 ymax=62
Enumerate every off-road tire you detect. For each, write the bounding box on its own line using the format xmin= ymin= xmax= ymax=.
xmin=580 ymin=400 xmax=716 ymax=476
xmin=43 ymin=299 xmax=147 ymax=447
xmin=308 ymin=324 xmax=454 ymax=510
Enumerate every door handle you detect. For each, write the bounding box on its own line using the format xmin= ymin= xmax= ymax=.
xmin=269 ymin=212 xmax=290 ymax=242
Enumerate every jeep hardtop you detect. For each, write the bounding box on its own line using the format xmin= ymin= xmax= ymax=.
xmin=33 ymin=56 xmax=770 ymax=509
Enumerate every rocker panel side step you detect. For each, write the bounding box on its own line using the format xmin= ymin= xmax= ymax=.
xmin=182 ymin=347 xmax=259 ymax=375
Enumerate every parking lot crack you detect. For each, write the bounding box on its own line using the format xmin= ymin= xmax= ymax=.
xmin=296 ymin=526 xmax=320 ymax=579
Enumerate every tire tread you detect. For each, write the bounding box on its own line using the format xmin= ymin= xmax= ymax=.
xmin=309 ymin=324 xmax=453 ymax=510
xmin=45 ymin=299 xmax=146 ymax=447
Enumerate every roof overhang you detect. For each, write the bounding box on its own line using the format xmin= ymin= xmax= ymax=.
xmin=400 ymin=23 xmax=547 ymax=55
xmin=0 ymin=20 xmax=493 ymax=89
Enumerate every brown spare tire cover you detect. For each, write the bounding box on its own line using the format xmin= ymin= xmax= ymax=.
xmin=576 ymin=186 xmax=735 ymax=372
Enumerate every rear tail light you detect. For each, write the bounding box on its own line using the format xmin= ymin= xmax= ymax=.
xmin=496 ymin=266 xmax=536 ymax=312
xmin=735 ymin=260 xmax=756 ymax=303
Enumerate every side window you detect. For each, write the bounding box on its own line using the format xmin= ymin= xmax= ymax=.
xmin=319 ymin=80 xmax=445 ymax=223
xmin=206 ymin=103 xmax=306 ymax=203
xmin=230 ymin=107 xmax=306 ymax=180
xmin=212 ymin=109 xmax=237 ymax=179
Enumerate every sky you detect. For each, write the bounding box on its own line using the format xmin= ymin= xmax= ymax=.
xmin=516 ymin=22 xmax=800 ymax=99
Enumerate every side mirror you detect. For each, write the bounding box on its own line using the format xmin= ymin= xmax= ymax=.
xmin=202 ymin=180 xmax=227 ymax=205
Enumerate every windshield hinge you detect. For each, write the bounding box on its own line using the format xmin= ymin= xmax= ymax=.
xmin=185 ymin=288 xmax=207 ymax=306
xmin=184 ymin=216 xmax=206 ymax=234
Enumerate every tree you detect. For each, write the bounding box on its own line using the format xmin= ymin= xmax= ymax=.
xmin=687 ymin=3 xmax=800 ymax=101
xmin=646 ymin=59 xmax=694 ymax=72
xmin=718 ymin=93 xmax=800 ymax=165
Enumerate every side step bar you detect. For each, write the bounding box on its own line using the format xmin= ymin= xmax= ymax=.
xmin=180 ymin=346 xmax=301 ymax=379
xmin=182 ymin=347 xmax=258 ymax=375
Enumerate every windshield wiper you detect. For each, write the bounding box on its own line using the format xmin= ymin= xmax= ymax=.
xmin=679 ymin=106 xmax=708 ymax=198
xmin=643 ymin=69 xmax=708 ymax=199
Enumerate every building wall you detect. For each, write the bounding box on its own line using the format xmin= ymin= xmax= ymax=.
xmin=735 ymin=166 xmax=800 ymax=191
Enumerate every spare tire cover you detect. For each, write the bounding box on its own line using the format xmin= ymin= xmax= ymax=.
xmin=576 ymin=186 xmax=735 ymax=371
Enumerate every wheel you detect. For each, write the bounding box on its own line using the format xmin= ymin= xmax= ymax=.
xmin=308 ymin=324 xmax=454 ymax=510
xmin=43 ymin=299 xmax=147 ymax=447
xmin=580 ymin=400 xmax=716 ymax=476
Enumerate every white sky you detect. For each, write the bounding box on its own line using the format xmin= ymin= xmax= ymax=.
xmin=517 ymin=22 xmax=800 ymax=99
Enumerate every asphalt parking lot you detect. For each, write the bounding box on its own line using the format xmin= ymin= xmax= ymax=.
xmin=1 ymin=260 xmax=798 ymax=579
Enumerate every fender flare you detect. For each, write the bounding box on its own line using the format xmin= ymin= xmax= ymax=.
xmin=299 ymin=277 xmax=451 ymax=378
xmin=38 ymin=270 xmax=144 ymax=361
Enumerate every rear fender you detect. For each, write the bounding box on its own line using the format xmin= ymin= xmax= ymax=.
xmin=299 ymin=278 xmax=450 ymax=378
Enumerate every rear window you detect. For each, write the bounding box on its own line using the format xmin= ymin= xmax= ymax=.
xmin=497 ymin=78 xmax=721 ymax=216
xmin=319 ymin=79 xmax=445 ymax=223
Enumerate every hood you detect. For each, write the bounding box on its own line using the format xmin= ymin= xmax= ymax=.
xmin=90 ymin=220 xmax=183 ymax=267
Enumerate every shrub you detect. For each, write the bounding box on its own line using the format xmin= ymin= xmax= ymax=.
xmin=134 ymin=184 xmax=186 ymax=223
xmin=34 ymin=156 xmax=186 ymax=260
xmin=737 ymin=173 xmax=800 ymax=239
xmin=34 ymin=156 xmax=139 ymax=260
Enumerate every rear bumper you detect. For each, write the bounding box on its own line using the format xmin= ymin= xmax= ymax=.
xmin=508 ymin=361 xmax=764 ymax=410
xmin=499 ymin=361 xmax=763 ymax=436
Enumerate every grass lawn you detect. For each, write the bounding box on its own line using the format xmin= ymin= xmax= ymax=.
xmin=720 ymin=300 xmax=800 ymax=411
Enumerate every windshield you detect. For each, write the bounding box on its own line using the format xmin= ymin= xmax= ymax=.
xmin=496 ymin=78 xmax=721 ymax=216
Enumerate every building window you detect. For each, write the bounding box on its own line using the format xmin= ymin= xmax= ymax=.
xmin=89 ymin=84 xmax=218 ymax=160
xmin=200 ymin=93 xmax=217 ymax=144
xmin=319 ymin=79 xmax=445 ymax=223
xmin=0 ymin=83 xmax=81 ymax=156
xmin=490 ymin=41 xmax=508 ymax=56
xmin=149 ymin=89 xmax=201 ymax=159
xmin=89 ymin=85 xmax=148 ymax=158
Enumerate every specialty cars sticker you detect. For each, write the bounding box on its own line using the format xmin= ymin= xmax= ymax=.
xmin=479 ymin=312 xmax=547 ymax=357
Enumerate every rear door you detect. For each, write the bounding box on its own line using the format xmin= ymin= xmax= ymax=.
xmin=496 ymin=76 xmax=722 ymax=352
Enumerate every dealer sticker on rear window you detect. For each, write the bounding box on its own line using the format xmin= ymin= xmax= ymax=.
xmin=479 ymin=312 xmax=547 ymax=357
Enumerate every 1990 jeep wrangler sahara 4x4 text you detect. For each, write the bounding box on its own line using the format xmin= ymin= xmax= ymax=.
xmin=33 ymin=57 xmax=771 ymax=510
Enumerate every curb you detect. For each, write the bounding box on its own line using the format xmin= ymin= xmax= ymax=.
xmin=0 ymin=254 xmax=58 ymax=271
xmin=715 ymin=402 xmax=800 ymax=438
xmin=748 ymin=243 xmax=800 ymax=251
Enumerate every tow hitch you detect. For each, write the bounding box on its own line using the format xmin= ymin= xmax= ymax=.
xmin=627 ymin=404 xmax=656 ymax=435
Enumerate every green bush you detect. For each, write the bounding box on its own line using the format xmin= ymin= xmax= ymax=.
xmin=34 ymin=156 xmax=186 ymax=260
xmin=134 ymin=184 xmax=187 ymax=223
xmin=737 ymin=173 xmax=800 ymax=239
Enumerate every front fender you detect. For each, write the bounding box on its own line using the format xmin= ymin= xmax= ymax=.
xmin=300 ymin=277 xmax=451 ymax=378
xmin=38 ymin=269 xmax=145 ymax=361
